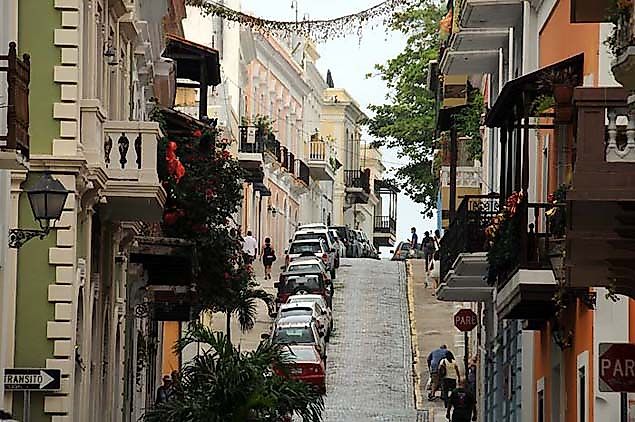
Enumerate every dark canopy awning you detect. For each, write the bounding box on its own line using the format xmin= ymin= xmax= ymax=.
xmin=163 ymin=34 xmax=221 ymax=86
xmin=253 ymin=182 xmax=271 ymax=196
xmin=157 ymin=106 xmax=214 ymax=137
xmin=485 ymin=54 xmax=584 ymax=127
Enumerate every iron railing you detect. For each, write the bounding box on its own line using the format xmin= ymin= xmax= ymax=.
xmin=0 ymin=42 xmax=30 ymax=157
xmin=294 ymin=159 xmax=310 ymax=186
xmin=440 ymin=194 xmax=500 ymax=281
xmin=488 ymin=199 xmax=566 ymax=288
xmin=374 ymin=216 xmax=396 ymax=235
xmin=344 ymin=169 xmax=371 ymax=193
xmin=238 ymin=126 xmax=265 ymax=154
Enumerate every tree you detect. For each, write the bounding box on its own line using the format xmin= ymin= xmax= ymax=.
xmin=144 ymin=325 xmax=325 ymax=422
xmin=366 ymin=0 xmax=445 ymax=217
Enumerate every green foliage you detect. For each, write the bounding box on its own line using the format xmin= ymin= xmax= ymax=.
xmin=144 ymin=325 xmax=324 ymax=422
xmin=151 ymin=108 xmax=272 ymax=334
xmin=486 ymin=215 xmax=520 ymax=284
xmin=366 ymin=0 xmax=445 ymax=217
xmin=454 ymin=87 xmax=484 ymax=162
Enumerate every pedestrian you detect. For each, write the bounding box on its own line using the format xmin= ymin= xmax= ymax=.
xmin=156 ymin=374 xmax=174 ymax=404
xmin=430 ymin=250 xmax=441 ymax=291
xmin=427 ymin=344 xmax=450 ymax=400
xmin=410 ymin=227 xmax=419 ymax=250
xmin=434 ymin=229 xmax=442 ymax=251
xmin=421 ymin=231 xmax=436 ymax=272
xmin=261 ymin=237 xmax=277 ymax=280
xmin=242 ymin=230 xmax=258 ymax=266
xmin=439 ymin=353 xmax=461 ymax=408
xmin=446 ymin=379 xmax=477 ymax=422
xmin=467 ymin=356 xmax=477 ymax=397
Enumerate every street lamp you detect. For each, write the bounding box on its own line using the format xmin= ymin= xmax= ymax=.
xmin=8 ymin=173 xmax=70 ymax=249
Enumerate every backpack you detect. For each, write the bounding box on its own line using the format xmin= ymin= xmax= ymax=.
xmin=265 ymin=246 xmax=276 ymax=261
xmin=438 ymin=360 xmax=447 ymax=378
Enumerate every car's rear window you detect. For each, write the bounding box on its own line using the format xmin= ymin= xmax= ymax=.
xmin=399 ymin=243 xmax=411 ymax=251
xmin=285 ymin=277 xmax=321 ymax=291
xmin=288 ymin=264 xmax=322 ymax=272
xmin=289 ymin=242 xmax=322 ymax=254
xmin=332 ymin=227 xmax=347 ymax=239
xmin=295 ymin=232 xmax=328 ymax=243
xmin=280 ymin=308 xmax=313 ymax=318
xmin=286 ymin=347 xmax=319 ymax=362
xmin=273 ymin=327 xmax=314 ymax=344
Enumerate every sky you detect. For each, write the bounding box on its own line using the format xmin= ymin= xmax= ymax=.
xmin=241 ymin=0 xmax=438 ymax=243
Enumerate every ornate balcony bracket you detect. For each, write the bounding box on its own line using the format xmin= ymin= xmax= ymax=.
xmin=8 ymin=228 xmax=50 ymax=249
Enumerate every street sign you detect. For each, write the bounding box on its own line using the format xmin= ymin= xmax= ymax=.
xmin=599 ymin=343 xmax=635 ymax=393
xmin=454 ymin=308 xmax=478 ymax=332
xmin=3 ymin=368 xmax=61 ymax=391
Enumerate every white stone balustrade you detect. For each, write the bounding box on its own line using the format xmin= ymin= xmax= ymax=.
xmin=606 ymin=107 xmax=635 ymax=162
xmin=103 ymin=120 xmax=161 ymax=185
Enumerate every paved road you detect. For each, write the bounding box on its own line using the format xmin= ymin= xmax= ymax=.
xmin=323 ymin=258 xmax=417 ymax=421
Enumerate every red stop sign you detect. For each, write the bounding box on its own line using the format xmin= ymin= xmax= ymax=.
xmin=599 ymin=343 xmax=635 ymax=392
xmin=454 ymin=308 xmax=478 ymax=332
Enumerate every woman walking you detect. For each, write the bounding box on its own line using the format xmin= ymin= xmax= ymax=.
xmin=261 ymin=237 xmax=276 ymax=280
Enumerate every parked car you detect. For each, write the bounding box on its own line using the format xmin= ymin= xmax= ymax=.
xmin=293 ymin=228 xmax=339 ymax=270
xmin=298 ymin=223 xmax=328 ymax=231
xmin=286 ymin=293 xmax=332 ymax=321
xmin=331 ymin=226 xmax=360 ymax=258
xmin=274 ymin=344 xmax=326 ymax=394
xmin=264 ymin=315 xmax=326 ymax=360
xmin=355 ymin=230 xmax=372 ymax=257
xmin=391 ymin=241 xmax=411 ymax=261
xmin=274 ymin=270 xmax=332 ymax=312
xmin=286 ymin=238 xmax=336 ymax=278
xmin=275 ymin=301 xmax=331 ymax=338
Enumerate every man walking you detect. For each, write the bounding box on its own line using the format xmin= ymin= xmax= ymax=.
xmin=410 ymin=227 xmax=419 ymax=249
xmin=427 ymin=344 xmax=450 ymax=400
xmin=446 ymin=379 xmax=477 ymax=421
xmin=242 ymin=230 xmax=258 ymax=265
xmin=421 ymin=231 xmax=436 ymax=272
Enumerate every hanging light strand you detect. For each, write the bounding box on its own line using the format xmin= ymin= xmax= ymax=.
xmin=186 ymin=0 xmax=413 ymax=41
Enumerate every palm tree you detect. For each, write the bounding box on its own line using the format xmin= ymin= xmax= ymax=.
xmin=222 ymin=278 xmax=273 ymax=344
xmin=144 ymin=324 xmax=324 ymax=422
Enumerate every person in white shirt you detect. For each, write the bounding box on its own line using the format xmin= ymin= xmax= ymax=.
xmin=439 ymin=353 xmax=461 ymax=409
xmin=242 ymin=230 xmax=258 ymax=265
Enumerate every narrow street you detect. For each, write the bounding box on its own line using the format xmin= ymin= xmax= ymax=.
xmin=323 ymin=258 xmax=417 ymax=421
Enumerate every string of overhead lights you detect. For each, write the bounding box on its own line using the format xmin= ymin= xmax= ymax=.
xmin=185 ymin=0 xmax=413 ymax=41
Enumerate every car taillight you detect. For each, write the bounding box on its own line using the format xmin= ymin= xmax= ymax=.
xmin=301 ymin=364 xmax=323 ymax=375
xmin=322 ymin=253 xmax=328 ymax=263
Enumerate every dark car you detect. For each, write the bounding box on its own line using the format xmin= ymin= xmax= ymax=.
xmin=274 ymin=272 xmax=332 ymax=314
xmin=391 ymin=241 xmax=411 ymax=261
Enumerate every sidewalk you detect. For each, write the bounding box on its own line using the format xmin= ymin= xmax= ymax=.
xmin=406 ymin=259 xmax=466 ymax=422
xmin=207 ymin=261 xmax=281 ymax=351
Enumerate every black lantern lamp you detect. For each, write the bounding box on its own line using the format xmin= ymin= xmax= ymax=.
xmin=8 ymin=173 xmax=70 ymax=249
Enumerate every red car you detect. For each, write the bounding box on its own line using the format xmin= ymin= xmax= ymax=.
xmin=275 ymin=344 xmax=326 ymax=394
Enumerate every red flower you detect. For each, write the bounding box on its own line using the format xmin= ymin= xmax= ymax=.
xmin=221 ymin=150 xmax=231 ymax=160
xmin=193 ymin=129 xmax=203 ymax=138
xmin=205 ymin=188 xmax=215 ymax=201
xmin=163 ymin=211 xmax=179 ymax=225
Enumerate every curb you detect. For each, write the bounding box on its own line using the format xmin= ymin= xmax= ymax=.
xmin=406 ymin=259 xmax=425 ymax=410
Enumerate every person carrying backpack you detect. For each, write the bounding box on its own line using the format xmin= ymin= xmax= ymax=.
xmin=261 ymin=237 xmax=276 ymax=280
xmin=421 ymin=231 xmax=436 ymax=272
xmin=439 ymin=353 xmax=461 ymax=408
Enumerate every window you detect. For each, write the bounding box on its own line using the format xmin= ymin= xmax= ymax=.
xmin=536 ymin=377 xmax=545 ymax=422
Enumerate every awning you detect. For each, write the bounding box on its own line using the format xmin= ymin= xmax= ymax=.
xmin=253 ymin=182 xmax=271 ymax=197
xmin=485 ymin=54 xmax=584 ymax=127
xmin=163 ymin=34 xmax=221 ymax=86
xmin=156 ymin=106 xmax=214 ymax=137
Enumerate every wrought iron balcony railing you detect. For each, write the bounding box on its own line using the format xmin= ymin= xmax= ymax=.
xmin=294 ymin=159 xmax=310 ymax=186
xmin=238 ymin=126 xmax=265 ymax=154
xmin=440 ymin=194 xmax=499 ymax=281
xmin=374 ymin=216 xmax=396 ymax=235
xmin=344 ymin=169 xmax=371 ymax=194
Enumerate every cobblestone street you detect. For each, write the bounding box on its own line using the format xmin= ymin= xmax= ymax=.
xmin=323 ymin=258 xmax=417 ymax=421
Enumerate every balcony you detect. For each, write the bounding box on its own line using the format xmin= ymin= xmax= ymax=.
xmin=238 ymin=126 xmax=265 ymax=183
xmin=307 ymin=138 xmax=336 ymax=181
xmin=80 ymin=100 xmax=165 ymax=222
xmin=437 ymin=194 xmax=498 ymax=302
xmin=373 ymin=216 xmax=396 ymax=247
xmin=0 ymin=42 xmax=30 ymax=169
xmin=567 ymin=87 xmax=635 ymax=297
xmin=489 ymin=200 xmax=563 ymax=319
xmin=344 ymin=169 xmax=371 ymax=204
xmin=290 ymin=159 xmax=310 ymax=196
xmin=440 ymin=24 xmax=508 ymax=76
xmin=459 ymin=0 xmax=523 ymax=29
xmin=130 ymin=237 xmax=200 ymax=321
